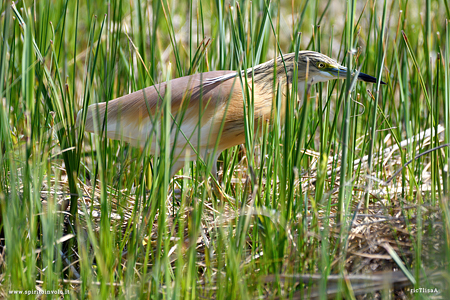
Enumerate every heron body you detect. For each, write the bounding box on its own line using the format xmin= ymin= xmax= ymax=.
xmin=79 ymin=51 xmax=384 ymax=177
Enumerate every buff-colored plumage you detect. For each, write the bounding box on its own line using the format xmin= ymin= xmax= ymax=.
xmin=78 ymin=51 xmax=384 ymax=177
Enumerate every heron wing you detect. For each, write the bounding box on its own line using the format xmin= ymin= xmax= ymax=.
xmin=81 ymin=71 xmax=240 ymax=149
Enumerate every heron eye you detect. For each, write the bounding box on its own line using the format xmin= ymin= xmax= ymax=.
xmin=318 ymin=63 xmax=325 ymax=68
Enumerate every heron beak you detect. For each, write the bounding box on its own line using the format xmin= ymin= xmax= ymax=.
xmin=357 ymin=71 xmax=386 ymax=84
xmin=330 ymin=67 xmax=386 ymax=85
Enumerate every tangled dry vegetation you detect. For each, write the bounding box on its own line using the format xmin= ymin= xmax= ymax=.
xmin=32 ymin=122 xmax=447 ymax=298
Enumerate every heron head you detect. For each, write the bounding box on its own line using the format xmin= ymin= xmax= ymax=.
xmin=296 ymin=51 xmax=386 ymax=85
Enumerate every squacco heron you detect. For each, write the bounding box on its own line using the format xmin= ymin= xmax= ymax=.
xmin=78 ymin=51 xmax=385 ymax=177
